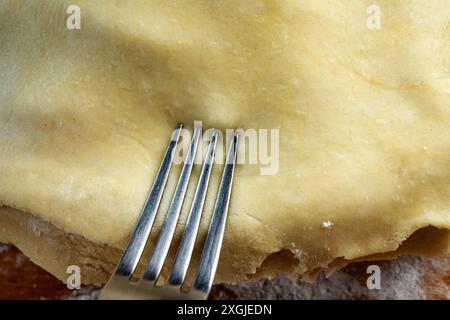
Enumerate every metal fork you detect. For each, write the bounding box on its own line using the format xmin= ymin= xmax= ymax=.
xmin=99 ymin=124 xmax=239 ymax=300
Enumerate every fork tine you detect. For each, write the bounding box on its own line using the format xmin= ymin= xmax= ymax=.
xmin=193 ymin=131 xmax=239 ymax=294
xmin=114 ymin=124 xmax=182 ymax=278
xmin=142 ymin=126 xmax=202 ymax=283
xmin=168 ymin=130 xmax=219 ymax=287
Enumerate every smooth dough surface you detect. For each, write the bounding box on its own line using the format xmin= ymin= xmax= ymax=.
xmin=0 ymin=0 xmax=449 ymax=284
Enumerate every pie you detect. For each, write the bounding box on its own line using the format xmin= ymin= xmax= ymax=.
xmin=0 ymin=0 xmax=449 ymax=285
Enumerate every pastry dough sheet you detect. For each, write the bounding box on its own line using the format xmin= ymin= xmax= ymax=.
xmin=0 ymin=0 xmax=449 ymax=283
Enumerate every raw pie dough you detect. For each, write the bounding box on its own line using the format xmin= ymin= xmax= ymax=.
xmin=0 ymin=0 xmax=449 ymax=285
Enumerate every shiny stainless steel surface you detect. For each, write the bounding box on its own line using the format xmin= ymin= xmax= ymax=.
xmin=100 ymin=125 xmax=239 ymax=300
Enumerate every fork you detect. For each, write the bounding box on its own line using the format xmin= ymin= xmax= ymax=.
xmin=99 ymin=124 xmax=239 ymax=300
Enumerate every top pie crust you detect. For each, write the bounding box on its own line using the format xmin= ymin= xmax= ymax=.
xmin=0 ymin=0 xmax=449 ymax=284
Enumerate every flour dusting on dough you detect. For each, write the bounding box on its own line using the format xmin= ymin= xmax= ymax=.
xmin=0 ymin=244 xmax=10 ymax=253
xmin=322 ymin=221 xmax=334 ymax=229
